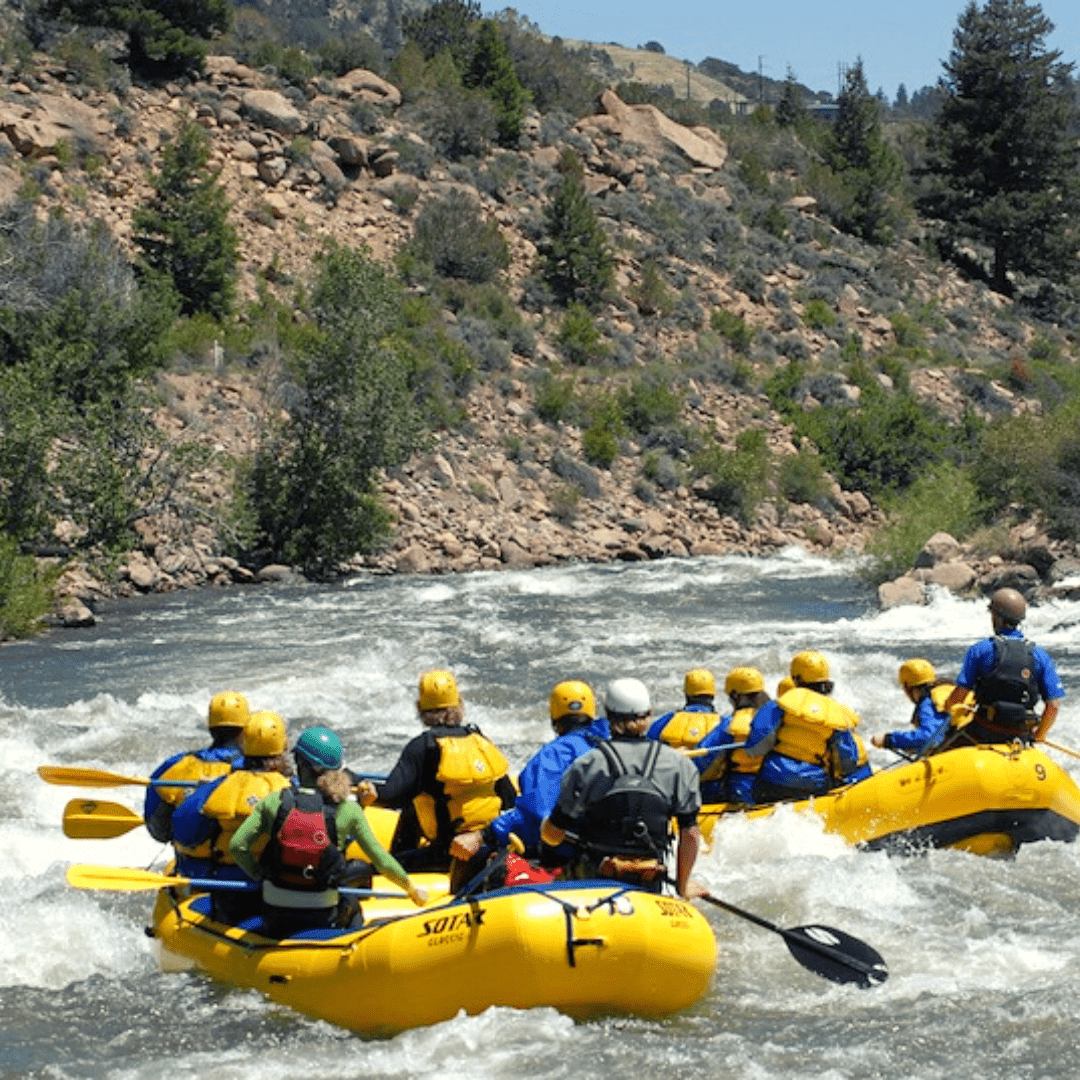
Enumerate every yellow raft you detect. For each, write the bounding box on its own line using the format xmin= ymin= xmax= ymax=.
xmin=150 ymin=875 xmax=717 ymax=1035
xmin=700 ymin=744 xmax=1080 ymax=857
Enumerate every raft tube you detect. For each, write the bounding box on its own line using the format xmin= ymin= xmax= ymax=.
xmin=150 ymin=876 xmax=717 ymax=1035
xmin=700 ymin=745 xmax=1080 ymax=856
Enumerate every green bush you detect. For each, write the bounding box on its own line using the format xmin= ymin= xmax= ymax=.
xmin=631 ymin=260 xmax=674 ymax=316
xmin=0 ymin=533 xmax=56 ymax=640
xmin=581 ymin=391 xmax=626 ymax=468
xmin=710 ymin=308 xmax=755 ymax=354
xmin=796 ymin=387 xmax=950 ymax=497
xmin=534 ymin=374 xmax=577 ymax=425
xmin=864 ymin=461 xmax=983 ymax=584
xmin=802 ymin=298 xmax=836 ymax=330
xmin=404 ymin=189 xmax=510 ymax=283
xmin=693 ymin=428 xmax=773 ymax=524
xmin=557 ymin=303 xmax=610 ymax=366
xmin=970 ymin=400 xmax=1080 ymax=538
xmin=619 ymin=376 xmax=682 ymax=436
xmin=777 ymin=446 xmax=831 ymax=504
xmin=238 ymin=244 xmax=423 ymax=575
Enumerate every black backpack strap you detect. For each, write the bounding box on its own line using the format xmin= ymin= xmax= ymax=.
xmin=596 ymin=740 xmax=626 ymax=778
xmin=641 ymin=738 xmax=662 ymax=782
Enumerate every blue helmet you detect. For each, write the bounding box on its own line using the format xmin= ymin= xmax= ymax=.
xmin=293 ymin=726 xmax=343 ymax=771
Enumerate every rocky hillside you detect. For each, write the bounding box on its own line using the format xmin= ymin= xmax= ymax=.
xmin=1 ymin=27 xmax=1077 ymax=628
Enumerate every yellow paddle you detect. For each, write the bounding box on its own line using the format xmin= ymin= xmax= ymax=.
xmin=65 ymin=864 xmax=409 ymax=899
xmin=38 ymin=765 xmax=197 ymax=789
xmin=62 ymin=799 xmax=145 ymax=839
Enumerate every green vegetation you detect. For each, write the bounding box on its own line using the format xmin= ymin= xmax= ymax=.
xmin=537 ymin=150 xmax=615 ymax=309
xmin=39 ymin=0 xmax=231 ymax=75
xmin=0 ymin=533 xmax=56 ymax=640
xmin=402 ymin=190 xmax=510 ymax=284
xmin=133 ymin=122 xmax=239 ymax=319
xmin=918 ymin=0 xmax=1080 ymax=293
xmin=237 ymin=244 xmax=423 ymax=577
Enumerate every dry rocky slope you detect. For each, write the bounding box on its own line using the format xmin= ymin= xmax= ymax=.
xmin=2 ymin=50 xmax=1077 ymax=627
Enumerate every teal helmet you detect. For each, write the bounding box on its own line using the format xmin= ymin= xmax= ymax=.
xmin=293 ymin=726 xmax=343 ymax=771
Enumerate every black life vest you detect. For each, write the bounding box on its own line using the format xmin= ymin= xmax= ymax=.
xmin=261 ymin=789 xmax=346 ymax=891
xmin=974 ymin=636 xmax=1039 ymax=733
xmin=580 ymin=740 xmax=672 ymax=859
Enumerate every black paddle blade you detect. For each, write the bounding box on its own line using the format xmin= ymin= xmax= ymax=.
xmin=783 ymin=923 xmax=889 ymax=988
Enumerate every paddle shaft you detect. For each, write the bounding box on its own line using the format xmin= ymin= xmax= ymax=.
xmin=66 ymin=863 xmax=408 ymax=898
xmin=41 ymin=764 xmax=387 ymax=789
xmin=692 ymin=889 xmax=887 ymax=987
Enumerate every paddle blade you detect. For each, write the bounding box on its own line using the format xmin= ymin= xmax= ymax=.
xmin=62 ymin=799 xmax=144 ymax=839
xmin=39 ymin=765 xmax=150 ymax=787
xmin=66 ymin=864 xmax=175 ymax=892
xmin=783 ymin=923 xmax=889 ymax=988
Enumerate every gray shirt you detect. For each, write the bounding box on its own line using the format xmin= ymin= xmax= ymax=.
xmin=550 ymin=735 xmax=701 ymax=832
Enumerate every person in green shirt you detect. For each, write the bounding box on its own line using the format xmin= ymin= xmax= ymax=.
xmin=230 ymin=725 xmax=427 ymax=937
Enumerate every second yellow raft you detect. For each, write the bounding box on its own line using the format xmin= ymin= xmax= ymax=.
xmin=701 ymin=744 xmax=1080 ymax=856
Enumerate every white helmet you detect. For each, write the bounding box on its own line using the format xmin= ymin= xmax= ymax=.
xmin=604 ymin=677 xmax=651 ymax=717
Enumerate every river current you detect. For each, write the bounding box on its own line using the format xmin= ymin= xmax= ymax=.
xmin=2 ymin=549 xmax=1079 ymax=1080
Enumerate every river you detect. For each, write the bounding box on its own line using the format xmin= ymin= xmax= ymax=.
xmin=3 ymin=549 xmax=1079 ymax=1079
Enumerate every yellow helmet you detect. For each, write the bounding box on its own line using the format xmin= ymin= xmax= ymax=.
xmin=776 ymin=676 xmax=796 ymax=698
xmin=242 ymin=711 xmax=287 ymax=757
xmin=725 ymin=667 xmax=765 ymax=696
xmin=208 ymin=691 xmax=249 ymax=730
xmin=791 ymin=651 xmax=831 ymax=684
xmin=417 ymin=669 xmax=460 ymax=711
xmin=898 ymin=658 xmax=936 ymax=689
xmin=549 ymin=680 xmax=596 ymax=722
xmin=684 ymin=668 xmax=716 ymax=698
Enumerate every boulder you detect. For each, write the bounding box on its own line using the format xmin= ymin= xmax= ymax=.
xmin=332 ymin=69 xmax=402 ymax=108
xmin=928 ymin=561 xmax=976 ymax=593
xmin=241 ymin=90 xmax=305 ymax=136
xmin=575 ymin=90 xmax=728 ymax=170
xmin=914 ymin=531 xmax=961 ymax=568
xmin=879 ymin=576 xmax=926 ymax=609
xmin=977 ymin=562 xmax=1041 ymax=597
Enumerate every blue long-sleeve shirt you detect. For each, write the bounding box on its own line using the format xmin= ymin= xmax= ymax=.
xmin=956 ymin=628 xmax=1066 ymax=703
xmin=882 ymin=695 xmax=951 ymax=756
xmin=486 ymin=718 xmax=609 ymax=851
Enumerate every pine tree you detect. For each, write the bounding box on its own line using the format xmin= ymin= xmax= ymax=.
xmin=537 ymin=150 xmax=615 ymax=309
xmin=827 ymin=59 xmax=901 ymax=243
xmin=133 ymin=121 xmax=238 ymax=319
xmin=39 ymin=0 xmax=231 ymax=75
xmin=775 ymin=68 xmax=807 ymax=128
xmin=464 ymin=21 xmax=529 ymax=147
xmin=918 ymin=0 xmax=1080 ymax=293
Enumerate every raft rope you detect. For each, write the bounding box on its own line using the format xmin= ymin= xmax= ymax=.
xmin=154 ymin=881 xmax=637 ymax=961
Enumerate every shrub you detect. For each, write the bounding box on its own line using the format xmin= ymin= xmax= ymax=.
xmin=557 ymin=303 xmax=610 ymax=365
xmin=581 ymin=391 xmax=626 ymax=468
xmin=693 ymin=428 xmax=773 ymax=524
xmin=619 ymin=376 xmax=682 ymax=436
xmin=864 ymin=461 xmax=984 ymax=584
xmin=403 ymin=189 xmax=510 ymax=283
xmin=777 ymin=447 xmax=831 ymax=505
xmin=802 ymin=298 xmax=836 ymax=330
xmin=417 ymin=84 xmax=499 ymax=160
xmin=796 ymin=387 xmax=950 ymax=497
xmin=549 ymin=482 xmax=582 ymax=522
xmin=237 ymin=244 xmax=423 ymax=575
xmin=534 ymin=374 xmax=577 ymax=425
xmin=631 ymin=260 xmax=674 ymax=316
xmin=710 ymin=308 xmax=755 ymax=354
xmin=0 ymin=533 xmax=56 ymax=640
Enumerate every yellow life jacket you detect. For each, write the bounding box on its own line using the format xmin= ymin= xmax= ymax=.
xmin=177 ymin=770 xmax=291 ymax=862
xmin=773 ymin=687 xmax=860 ymax=767
xmin=156 ymin=754 xmax=233 ymax=808
xmin=931 ymin=682 xmax=973 ymax=726
xmin=726 ymin=706 xmax=764 ymax=775
xmin=699 ymin=707 xmax=764 ymax=783
xmin=656 ymin=709 xmax=720 ymax=749
xmin=414 ymin=730 xmax=510 ymax=843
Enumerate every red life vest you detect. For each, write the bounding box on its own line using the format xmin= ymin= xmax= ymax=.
xmin=264 ymin=789 xmax=346 ymax=891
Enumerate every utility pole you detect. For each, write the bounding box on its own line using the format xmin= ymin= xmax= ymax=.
xmin=686 ymin=58 xmax=691 ymax=101
xmin=758 ymin=55 xmax=765 ymax=105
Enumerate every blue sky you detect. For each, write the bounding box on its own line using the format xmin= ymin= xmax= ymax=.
xmin=499 ymin=1 xmax=1080 ymax=99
